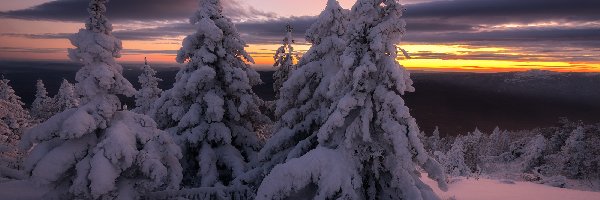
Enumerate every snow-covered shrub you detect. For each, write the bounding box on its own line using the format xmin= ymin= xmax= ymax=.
xmin=20 ymin=1 xmax=182 ymax=198
xmin=272 ymin=25 xmax=297 ymax=98
xmin=152 ymin=0 xmax=270 ymax=188
xmin=242 ymin=0 xmax=349 ymax=188
xmin=134 ymin=58 xmax=162 ymax=115
xmin=256 ymin=0 xmax=447 ymax=199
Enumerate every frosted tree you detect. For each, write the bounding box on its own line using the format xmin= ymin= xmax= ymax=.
xmin=152 ymin=0 xmax=270 ymax=188
xmin=484 ymin=126 xmax=507 ymax=156
xmin=461 ymin=128 xmax=485 ymax=173
xmin=54 ymin=79 xmax=80 ymax=113
xmin=0 ymin=78 xmax=29 ymax=145
xmin=240 ymin=0 xmax=350 ymax=187
xmin=507 ymin=134 xmax=544 ymax=172
xmin=560 ymin=127 xmax=586 ymax=178
xmin=272 ymin=25 xmax=297 ymax=98
xmin=256 ymin=0 xmax=447 ymax=199
xmin=31 ymin=79 xmax=55 ymax=121
xmin=426 ymin=126 xmax=441 ymax=153
xmin=0 ymin=78 xmax=29 ymax=179
xmin=437 ymin=138 xmax=470 ymax=177
xmin=0 ymin=78 xmax=25 ymax=107
xmin=20 ymin=1 xmax=182 ymax=198
xmin=134 ymin=58 xmax=162 ymax=115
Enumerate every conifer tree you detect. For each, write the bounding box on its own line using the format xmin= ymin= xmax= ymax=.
xmin=426 ymin=126 xmax=441 ymax=153
xmin=0 ymin=78 xmax=29 ymax=146
xmin=152 ymin=0 xmax=270 ymax=188
xmin=257 ymin=0 xmax=447 ymax=199
xmin=20 ymin=1 xmax=182 ymax=198
xmin=31 ymin=79 xmax=54 ymax=121
xmin=134 ymin=58 xmax=162 ymax=115
xmin=560 ymin=127 xmax=586 ymax=178
xmin=0 ymin=78 xmax=30 ymax=178
xmin=54 ymin=79 xmax=80 ymax=113
xmin=244 ymin=0 xmax=350 ymax=187
xmin=437 ymin=137 xmax=470 ymax=177
xmin=272 ymin=25 xmax=296 ymax=98
xmin=0 ymin=78 xmax=26 ymax=106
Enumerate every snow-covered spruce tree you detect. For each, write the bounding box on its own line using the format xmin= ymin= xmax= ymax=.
xmin=501 ymin=132 xmax=548 ymax=172
xmin=0 ymin=78 xmax=26 ymax=107
xmin=31 ymin=79 xmax=55 ymax=121
xmin=272 ymin=25 xmax=297 ymax=98
xmin=54 ymin=79 xmax=80 ymax=113
xmin=426 ymin=126 xmax=441 ymax=153
xmin=0 ymin=78 xmax=30 ymax=147
xmin=560 ymin=127 xmax=586 ymax=178
xmin=0 ymin=78 xmax=31 ymax=178
xmin=461 ymin=128 xmax=485 ymax=173
xmin=437 ymin=137 xmax=470 ymax=177
xmin=256 ymin=0 xmax=447 ymax=199
xmin=484 ymin=126 xmax=510 ymax=157
xmin=152 ymin=0 xmax=270 ymax=188
xmin=241 ymin=0 xmax=350 ymax=187
xmin=20 ymin=1 xmax=182 ymax=198
xmin=134 ymin=58 xmax=162 ymax=115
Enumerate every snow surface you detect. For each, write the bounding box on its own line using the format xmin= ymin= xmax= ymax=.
xmin=2 ymin=172 xmax=599 ymax=200
xmin=422 ymin=174 xmax=600 ymax=200
xmin=0 ymin=180 xmax=50 ymax=200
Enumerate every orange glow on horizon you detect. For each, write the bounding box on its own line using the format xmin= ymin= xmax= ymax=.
xmin=1 ymin=35 xmax=599 ymax=72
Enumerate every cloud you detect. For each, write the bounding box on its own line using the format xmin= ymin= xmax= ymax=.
xmin=404 ymin=28 xmax=600 ymax=43
xmin=1 ymin=0 xmax=599 ymax=50
xmin=0 ymin=0 xmax=276 ymax=22
xmin=405 ymin=0 xmax=600 ymax=24
xmin=0 ymin=47 xmax=65 ymax=54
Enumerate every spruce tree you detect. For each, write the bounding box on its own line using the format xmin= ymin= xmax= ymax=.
xmin=257 ymin=0 xmax=447 ymax=199
xmin=152 ymin=0 xmax=270 ymax=188
xmin=272 ymin=25 xmax=297 ymax=98
xmin=20 ymin=1 xmax=182 ymax=198
xmin=0 ymin=78 xmax=29 ymax=146
xmin=426 ymin=126 xmax=441 ymax=153
xmin=134 ymin=58 xmax=162 ymax=115
xmin=245 ymin=0 xmax=350 ymax=187
xmin=560 ymin=127 xmax=586 ymax=178
xmin=54 ymin=79 xmax=80 ymax=113
xmin=31 ymin=79 xmax=54 ymax=121
xmin=438 ymin=137 xmax=470 ymax=177
xmin=0 ymin=78 xmax=30 ymax=178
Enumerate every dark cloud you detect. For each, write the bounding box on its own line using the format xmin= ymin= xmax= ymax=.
xmin=0 ymin=0 xmax=275 ymax=22
xmin=1 ymin=33 xmax=71 ymax=39
xmin=0 ymin=47 xmax=65 ymax=54
xmin=1 ymin=0 xmax=599 ymax=48
xmin=405 ymin=0 xmax=600 ymax=24
xmin=404 ymin=28 xmax=600 ymax=43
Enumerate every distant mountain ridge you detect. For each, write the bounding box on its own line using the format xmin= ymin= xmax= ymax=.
xmin=1 ymin=60 xmax=599 ymax=135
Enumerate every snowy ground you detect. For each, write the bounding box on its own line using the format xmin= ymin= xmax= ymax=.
xmin=2 ymin=175 xmax=600 ymax=200
xmin=422 ymin=174 xmax=600 ymax=200
xmin=0 ymin=180 xmax=48 ymax=200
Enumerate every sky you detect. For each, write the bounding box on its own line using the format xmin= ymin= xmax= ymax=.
xmin=0 ymin=0 xmax=599 ymax=72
